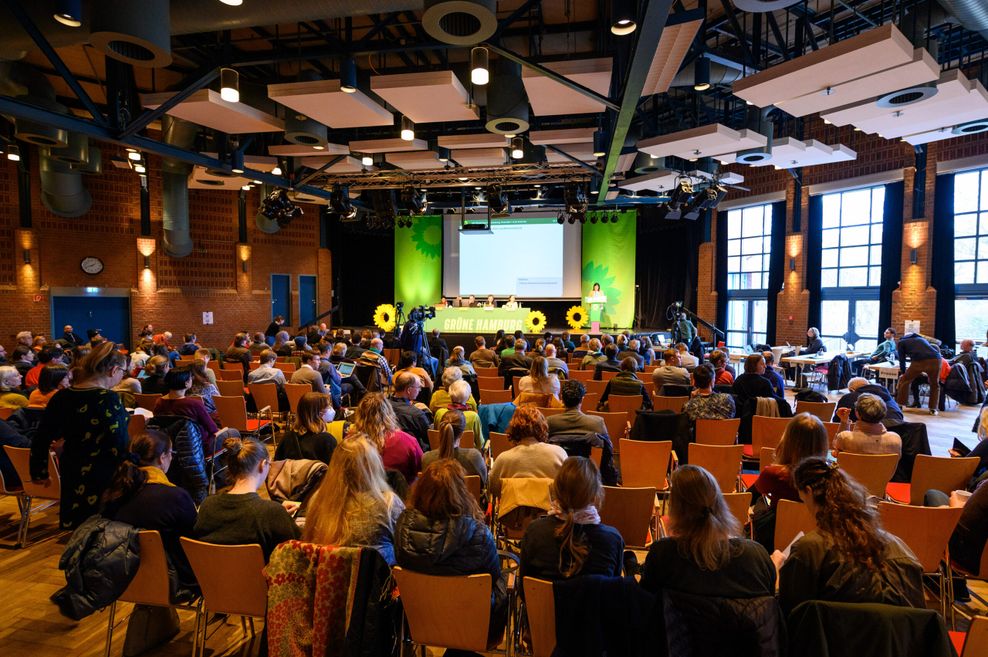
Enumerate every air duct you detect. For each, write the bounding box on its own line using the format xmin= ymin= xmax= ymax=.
xmin=161 ymin=116 xmax=198 ymax=257
xmin=485 ymin=59 xmax=530 ymax=136
xmin=39 ymin=149 xmax=92 ymax=217
xmin=422 ymin=0 xmax=498 ymax=46
xmin=90 ymin=0 xmax=171 ymax=68
xmin=936 ymin=0 xmax=988 ymax=42
xmin=735 ymin=107 xmax=774 ymax=165
xmin=50 ymin=131 xmax=89 ymax=165
xmin=284 ymin=114 xmax=328 ymax=147
xmin=669 ymin=61 xmax=744 ymax=89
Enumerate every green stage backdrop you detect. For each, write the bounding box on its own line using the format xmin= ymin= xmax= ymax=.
xmin=581 ymin=210 xmax=637 ymax=329
xmin=394 ymin=214 xmax=443 ymax=308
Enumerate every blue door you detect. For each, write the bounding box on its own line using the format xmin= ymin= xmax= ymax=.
xmin=271 ymin=274 xmax=291 ymax=325
xmin=299 ymin=275 xmax=317 ymax=326
xmin=52 ymin=294 xmax=130 ymax=346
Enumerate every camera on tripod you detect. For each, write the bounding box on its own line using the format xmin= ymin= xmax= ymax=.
xmin=408 ymin=305 xmax=436 ymax=322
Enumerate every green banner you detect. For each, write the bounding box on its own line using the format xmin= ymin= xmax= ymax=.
xmin=394 ymin=214 xmax=443 ymax=308
xmin=423 ymin=306 xmax=532 ymax=334
xmin=581 ymin=209 xmax=637 ymax=329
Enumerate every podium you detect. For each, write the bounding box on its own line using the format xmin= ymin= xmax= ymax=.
xmin=586 ymin=295 xmax=606 ymax=333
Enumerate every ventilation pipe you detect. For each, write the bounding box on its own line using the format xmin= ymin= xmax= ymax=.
xmin=39 ymin=149 xmax=92 ymax=217
xmin=161 ymin=116 xmax=197 ymax=257
xmin=669 ymin=60 xmax=744 ymax=88
xmin=936 ymin=0 xmax=988 ymax=42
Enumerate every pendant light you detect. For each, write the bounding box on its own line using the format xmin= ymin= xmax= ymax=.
xmin=400 ymin=116 xmax=415 ymax=141
xmin=220 ymin=67 xmax=240 ymax=103
xmin=470 ymin=47 xmax=490 ymax=85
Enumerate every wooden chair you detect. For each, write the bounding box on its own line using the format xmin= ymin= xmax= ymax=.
xmin=180 ymin=538 xmax=267 ymax=655
xmin=600 ymin=485 xmax=656 ymax=548
xmin=885 ymin=455 xmax=979 ymax=506
xmin=383 ymin=348 xmax=400 ymax=368
xmin=822 ymin=421 xmax=840 ymax=444
xmin=796 ymin=400 xmax=837 ymax=423
xmin=127 ymin=412 xmax=147 ymax=440
xmin=606 ymin=394 xmax=643 ymax=426
xmin=217 ymin=368 xmax=244 ymax=381
xmin=214 ymin=395 xmax=273 ymax=442
xmin=477 ymin=376 xmax=505 ymax=390
xmin=284 ymin=383 xmax=311 ymax=417
xmin=3 ymin=446 xmax=60 ymax=547
xmin=724 ymin=492 xmax=753 ymax=535
xmin=511 ymin=375 xmax=524 ymax=396
xmin=688 ymin=443 xmax=744 ymax=493
xmin=588 ymin=411 xmax=628 ymax=446
xmin=584 ymin=380 xmax=608 ymax=396
xmin=642 ymin=381 xmax=656 ymax=398
xmin=695 ymin=418 xmax=740 ymax=445
xmin=774 ymin=499 xmax=816 ymax=550
xmin=0 ymin=407 xmax=13 ymax=420
xmin=480 ymin=388 xmax=513 ymax=404
xmin=464 ymin=474 xmax=483 ymax=505
xmin=837 ymin=452 xmax=899 ymax=498
xmin=427 ymin=429 xmax=475 ymax=452
xmin=618 ymin=439 xmax=673 ymax=490
xmin=955 ymin=616 xmax=988 ymax=657
xmin=207 ymin=360 xmax=222 ymax=375
xmin=523 ymin=577 xmax=556 ymax=657
xmin=248 ymin=383 xmax=282 ymax=419
xmin=568 ymin=369 xmax=592 ymax=382
xmin=105 ymin=531 xmax=200 ymax=655
xmin=652 ymin=395 xmax=688 ymax=413
xmin=489 ymin=432 xmax=511 ymax=460
xmin=747 ymin=415 xmax=791 ymax=458
xmin=879 ymin=502 xmax=964 ymax=622
xmin=535 ymin=407 xmax=565 ymax=418
xmin=583 ymin=392 xmax=601 ymax=409
xmin=216 ymin=379 xmax=244 ymax=397
xmin=273 ymin=362 xmax=296 ymax=375
xmin=589 ymin=446 xmax=603 ymax=469
xmin=600 ymin=371 xmax=618 ymax=381
xmin=134 ymin=393 xmax=162 ymax=411
xmin=739 ymin=447 xmax=776 ymax=490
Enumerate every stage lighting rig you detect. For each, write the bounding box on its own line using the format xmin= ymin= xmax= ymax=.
xmin=259 ymin=188 xmax=303 ymax=227
xmin=564 ymin=184 xmax=588 ymax=214
xmin=487 ymin=185 xmax=509 ymax=215
xmin=330 ymin=184 xmax=357 ymax=220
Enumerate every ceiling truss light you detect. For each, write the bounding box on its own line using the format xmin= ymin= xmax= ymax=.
xmin=53 ymin=0 xmax=82 ymax=27
xmin=611 ymin=0 xmax=637 ymax=35
xmin=361 ymin=154 xmax=374 ymax=167
xmin=340 ymin=57 xmax=358 ymax=93
xmin=694 ymin=56 xmax=711 ymax=92
xmin=271 ymin=164 xmax=283 ymax=176
xmin=220 ymin=67 xmax=240 ymax=103
xmin=219 ymin=0 xmax=244 ymax=5
xmin=128 ymin=150 xmax=142 ymax=161
xmin=510 ymin=136 xmax=524 ymax=159
xmin=437 ymin=146 xmax=450 ymax=163
xmin=230 ymin=150 xmax=244 ymax=174
xmin=400 ymin=115 xmax=415 ymax=141
xmin=7 ymin=144 xmax=21 ymax=162
xmin=470 ymin=46 xmax=490 ymax=85
xmin=593 ymin=130 xmax=607 ymax=158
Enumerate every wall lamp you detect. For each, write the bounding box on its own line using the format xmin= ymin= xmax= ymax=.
xmin=238 ymin=244 xmax=251 ymax=272
xmin=22 ymin=250 xmax=31 ymax=264
xmin=143 ymin=255 xmax=151 ymax=270
xmin=789 ymin=257 xmax=796 ymax=272
xmin=910 ymin=248 xmax=918 ymax=265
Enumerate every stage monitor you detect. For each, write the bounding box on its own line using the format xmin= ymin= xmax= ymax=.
xmin=442 ymin=213 xmax=582 ymax=299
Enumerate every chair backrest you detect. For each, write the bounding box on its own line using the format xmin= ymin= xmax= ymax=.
xmin=607 ymin=394 xmax=642 ymax=422
xmin=600 ymin=371 xmax=618 ymax=381
xmin=589 ymin=446 xmax=603 ymax=469
xmin=568 ymin=370 xmax=592 ymax=382
xmin=652 ymin=395 xmax=689 ymax=413
xmin=908 ymin=455 xmax=980 ymax=506
xmin=822 ymin=422 xmax=840 ymax=444
xmin=393 ymin=568 xmax=493 ymax=651
xmin=476 ymin=375 xmax=505 ymax=390
xmin=214 ymin=395 xmax=249 ymax=431
xmin=534 ymin=406 xmax=565 ymax=418
xmin=120 ymin=531 xmax=172 ymax=606
xmin=0 ymin=407 xmax=13 ymax=420
xmin=283 ymin=383 xmax=311 ymax=414
xmin=583 ymin=392 xmax=600 ymax=409
xmin=687 ymin=443 xmax=743 ymax=494
xmin=248 ymin=383 xmax=280 ymax=413
xmin=216 ymin=379 xmax=244 ymax=397
xmin=600 ymin=485 xmax=656 ymax=548
xmin=759 ymin=447 xmax=776 ymax=473
xmin=217 ymin=369 xmax=244 ymax=381
xmin=127 ymin=412 xmax=147 ymax=440
xmin=751 ymin=415 xmax=791 ymax=453
xmin=695 ymin=418 xmax=740 ymax=445
xmin=223 ymin=361 xmax=246 ymax=375
xmin=480 ymin=388 xmax=512 ymax=404
xmin=723 ymin=492 xmax=752 ymax=531
xmin=584 ymin=380 xmax=608 ymax=396
xmin=837 ymin=452 xmax=900 ymax=498
xmin=642 ymin=381 xmax=656 ymax=398
xmin=134 ymin=393 xmax=162 ymax=411
xmin=207 ymin=360 xmax=222 ymax=374
xmin=426 ymin=429 xmax=475 ymax=452
xmin=796 ymin=401 xmax=837 ymax=423
xmin=961 ymin=616 xmax=988 ymax=657
xmin=774 ymin=499 xmax=816 ymax=550
xmin=464 ymin=475 xmax=483 ymax=504
xmin=523 ymin=577 xmax=556 ymax=657
xmin=511 ymin=375 xmax=523 ymax=396
xmin=489 ymin=432 xmax=511 ymax=459
xmin=588 ymin=411 xmax=628 ymax=444
xmin=619 ymin=439 xmax=673 ymax=489
xmin=3 ymin=446 xmax=60 ymax=499
xmin=179 ymin=538 xmax=267 ymax=617
xmin=274 ymin=362 xmax=296 ymax=374
xmin=878 ymin=502 xmax=964 ymax=573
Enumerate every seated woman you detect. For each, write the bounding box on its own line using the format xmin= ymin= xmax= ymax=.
xmin=833 ymin=393 xmax=902 ymax=456
xmin=352 ymin=392 xmax=423 ymax=485
xmin=489 ymin=405 xmax=567 ymax=498
xmin=515 ymin=356 xmax=561 ymax=404
xmin=434 ymin=380 xmax=484 ymax=450
xmin=749 ymin=413 xmax=830 ymax=551
xmin=303 ymin=436 xmax=405 ymax=566
xmin=708 ymin=350 xmax=734 ymax=386
xmin=445 ymin=345 xmax=476 ymax=377
xmin=429 ymin=367 xmax=478 ymax=414
xmin=395 ymin=459 xmax=506 ymax=655
xmin=194 ymin=435 xmax=300 ymax=561
xmin=421 ymin=409 xmax=487 ymax=488
xmin=0 ymin=366 xmax=28 ymax=410
xmin=139 ymin=355 xmax=171 ymax=395
xmin=188 ymin=359 xmax=220 ymax=419
xmin=153 ymin=368 xmax=232 ymax=449
xmin=520 ymin=457 xmax=624 ymax=580
xmin=777 ymin=457 xmax=925 ymax=616
xmin=28 ymin=363 xmax=71 ymax=409
xmin=275 ymin=391 xmax=338 ymax=464
xmin=639 ymin=464 xmax=775 ymax=610
xmin=682 ymin=364 xmax=736 ymax=421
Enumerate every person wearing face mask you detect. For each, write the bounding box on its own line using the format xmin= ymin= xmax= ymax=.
xmin=30 ymin=341 xmax=130 ymax=529
xmin=275 ymin=392 xmax=338 ymax=465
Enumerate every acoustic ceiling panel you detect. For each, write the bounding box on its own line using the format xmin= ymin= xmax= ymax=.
xmin=268 ymin=143 xmax=349 ymax=157
xmin=371 ymin=71 xmax=479 ymax=123
xmin=348 ymin=137 xmax=428 ymax=153
xmin=641 ymin=18 xmax=703 ymax=96
xmin=820 ymin=70 xmax=972 ymax=127
xmin=719 ymin=139 xmax=856 ymax=168
xmin=267 ymin=79 xmax=394 ymax=128
xmin=522 ymin=58 xmax=612 ymax=116
xmin=773 ymin=48 xmax=940 ymax=117
xmin=615 ymin=152 xmax=636 ymax=173
xmin=732 ymin=23 xmax=915 ymax=109
xmin=451 ymin=148 xmax=506 ymax=167
xmin=437 ymin=133 xmax=509 ymax=149
xmin=902 ymin=127 xmax=979 ymax=146
xmin=545 ymin=143 xmax=596 ymax=163
xmin=298 ymin=155 xmax=365 ymax=173
xmin=637 ymin=124 xmax=767 ymax=160
xmin=386 ymin=150 xmax=443 ymax=170
xmin=528 ymin=127 xmax=597 ymax=145
xmin=142 ymin=89 xmax=283 ymax=133
xmin=187 ymin=155 xmax=278 ymax=190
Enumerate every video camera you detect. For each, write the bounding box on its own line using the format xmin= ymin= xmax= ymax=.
xmin=408 ymin=305 xmax=436 ymax=322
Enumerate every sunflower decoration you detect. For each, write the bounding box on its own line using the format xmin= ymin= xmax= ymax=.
xmin=566 ymin=305 xmax=588 ymax=331
xmin=373 ymin=304 xmax=397 ymax=332
xmin=525 ymin=310 xmax=548 ymax=333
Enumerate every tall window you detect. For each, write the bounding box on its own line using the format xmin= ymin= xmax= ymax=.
xmin=725 ymin=204 xmax=771 ymax=349
xmin=954 ymin=167 xmax=988 ymax=343
xmin=817 ymin=186 xmax=885 ymax=353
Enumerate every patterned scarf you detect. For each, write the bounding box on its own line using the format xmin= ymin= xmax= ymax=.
xmin=549 ymin=503 xmax=601 ymax=525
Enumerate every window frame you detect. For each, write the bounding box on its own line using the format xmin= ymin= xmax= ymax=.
xmin=953 ymin=167 xmax=988 ymax=344
xmin=724 ymin=203 xmax=773 ymax=350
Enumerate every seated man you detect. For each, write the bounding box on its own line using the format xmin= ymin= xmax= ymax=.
xmin=833 ymin=393 xmax=902 ymax=456
xmin=248 ymin=332 xmax=269 ymax=355
xmin=592 ymin=344 xmax=622 ymax=381
xmin=179 ymin=333 xmax=200 ymax=356
xmin=572 ymin=334 xmax=591 ymax=358
xmin=676 ymin=342 xmax=699 ymax=369
xmin=224 ymin=332 xmax=252 ymax=378
xmin=329 ymin=342 xmax=365 ymax=402
xmin=617 ymin=339 xmax=644 ymax=371
xmin=761 ymin=351 xmax=786 ymax=399
xmin=834 ymin=376 xmax=903 ymax=425
xmin=389 ymin=372 xmax=432 ymax=451
xmin=598 ymin=357 xmax=652 ymax=412
xmin=651 ymin=348 xmax=690 ymax=394
xmin=290 ymin=352 xmax=328 ymax=394
xmin=547 ymin=380 xmax=608 ymax=439
xmin=248 ymin=350 xmax=286 ymax=387
xmin=357 ymin=337 xmax=394 ymax=389
xmin=499 ymin=339 xmax=533 ymax=376
xmin=544 ymin=343 xmax=569 ymax=378
xmin=468 ymin=335 xmax=500 ymax=369
xmin=559 ymin=331 xmax=576 ymax=353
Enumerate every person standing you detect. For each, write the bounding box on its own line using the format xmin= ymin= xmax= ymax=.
xmin=895 ymin=332 xmax=943 ymax=415
xmin=675 ymin=312 xmax=697 ymax=346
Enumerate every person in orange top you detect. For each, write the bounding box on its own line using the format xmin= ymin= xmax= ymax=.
xmin=24 ymin=346 xmax=62 ymax=388
xmin=28 ymin=364 xmax=72 ymax=408
xmin=709 ymin=350 xmax=734 ymax=386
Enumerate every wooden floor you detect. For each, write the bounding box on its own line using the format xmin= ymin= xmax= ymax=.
xmin=1 ymin=400 xmax=985 ymax=657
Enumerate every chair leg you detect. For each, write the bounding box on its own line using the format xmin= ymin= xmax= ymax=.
xmin=17 ymin=495 xmax=32 ymax=547
xmin=104 ymin=601 xmax=117 ymax=657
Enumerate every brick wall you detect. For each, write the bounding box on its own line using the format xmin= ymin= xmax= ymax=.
xmin=697 ymin=123 xmax=988 ymax=344
xmin=0 ymin=145 xmax=333 ymax=351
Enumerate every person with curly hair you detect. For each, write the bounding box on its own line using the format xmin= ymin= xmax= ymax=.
xmin=488 ymin=405 xmax=566 ymax=498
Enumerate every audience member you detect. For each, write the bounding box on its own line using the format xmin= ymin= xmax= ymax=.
xmin=652 ymin=348 xmax=690 ymax=394
xmin=581 ymin=338 xmax=606 ymax=370
xmin=178 ymin=334 xmax=199 ymax=356
xmin=0 ymin=366 xmax=28 ymax=409
xmin=683 ymin=364 xmax=736 ymax=421
xmin=499 ymin=339 xmax=533 ymax=375
xmin=869 ymin=327 xmax=897 ymax=363
xmin=389 ymin=372 xmax=432 ymax=451
xmin=895 ymin=332 xmax=943 ymax=414
xmin=224 ymin=333 xmax=252 ymax=375
xmin=435 ymin=379 xmax=485 ymax=449
xmin=572 ymin=334 xmax=591 ymax=358
xmin=194 ymin=348 xmax=218 ymax=386
xmin=708 ymin=350 xmax=734 ymax=386
xmin=188 ymin=359 xmax=219 ymax=417
xmin=677 ymin=342 xmax=699 ymax=368
xmin=272 ymin=331 xmax=294 ymax=357
xmin=799 ymin=327 xmax=825 ymax=355
xmin=489 ymin=406 xmax=567 ymax=497
xmin=357 ymin=337 xmax=394 ymax=388
xmin=275 ymin=392 xmax=337 ymax=464
xmin=517 ymin=356 xmax=561 ymax=400
xmin=833 ymin=393 xmax=902 ymax=456
xmin=547 ymin=380 xmax=608 ymax=439
xmin=834 ymin=377 xmax=903 ymax=424
xmin=446 ymin=345 xmax=476 ymax=377
xmin=24 ymin=347 xmax=57 ymax=388
xmin=421 ymin=408 xmax=487 ymax=488
xmin=11 ymin=346 xmax=34 ymax=379
xmin=592 ymin=344 xmax=622 ymax=381
xmin=248 ymin=350 xmax=286 ymax=387
xmin=353 ymin=393 xmax=423 ymax=485
xmin=249 ymin=332 xmax=269 ymax=355
xmin=154 ymin=369 xmax=233 ymax=447
xmin=733 ymin=354 xmax=781 ymax=409
xmin=598 ymin=357 xmax=652 ymax=411
xmin=29 ymin=363 xmax=71 ymax=408
xmin=429 ymin=367 xmax=478 ymax=414
xmin=395 ymin=350 xmax=435 ymax=396
xmin=560 ymin=331 xmax=576 ymax=352
xmin=543 ymin=344 xmax=569 ymax=378
xmin=617 ymin=339 xmax=644 ymax=371
xmin=469 ymin=336 xmax=500 ymax=369
xmin=290 ymin=352 xmax=328 ymax=394
xmin=761 ymin=351 xmax=786 ymax=399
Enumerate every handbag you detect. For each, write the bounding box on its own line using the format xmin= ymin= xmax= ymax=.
xmin=122 ymin=604 xmax=180 ymax=657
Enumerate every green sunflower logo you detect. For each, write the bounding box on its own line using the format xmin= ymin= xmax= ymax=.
xmin=411 ymin=216 xmax=442 ymax=260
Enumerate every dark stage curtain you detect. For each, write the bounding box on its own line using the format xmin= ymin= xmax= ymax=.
xmin=328 ymin=215 xmax=394 ymax=327
xmin=879 ymin=181 xmax=904 ymax=339
xmin=636 ymin=205 xmax=705 ymax=330
xmin=806 ymin=194 xmax=823 ymax=331
xmin=765 ymin=200 xmax=787 ymax=345
xmin=931 ymin=173 xmax=956 ymax=346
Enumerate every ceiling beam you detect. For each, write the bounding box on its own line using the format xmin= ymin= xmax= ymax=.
xmin=118 ymin=67 xmax=219 ymax=139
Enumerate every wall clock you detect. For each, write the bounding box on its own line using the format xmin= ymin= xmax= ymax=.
xmin=81 ymin=256 xmax=104 ymax=275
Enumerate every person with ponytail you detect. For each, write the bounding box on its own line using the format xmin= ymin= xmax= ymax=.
xmin=274 ymin=391 xmax=338 ymax=464
xmin=777 ymin=456 xmax=924 ymax=616
xmin=194 ymin=435 xmax=299 ymax=562
xmin=30 ymin=341 xmax=129 ymax=529
xmin=520 ymin=457 xmax=624 ymax=581
xmin=421 ymin=409 xmax=487 ymax=488
xmin=639 ymin=465 xmax=775 ymax=599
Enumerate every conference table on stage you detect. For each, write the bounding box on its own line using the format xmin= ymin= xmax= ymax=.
xmin=423 ymin=306 xmax=532 ymax=334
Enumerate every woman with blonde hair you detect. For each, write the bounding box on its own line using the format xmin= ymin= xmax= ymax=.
xmin=353 ymin=392 xmax=422 ymax=484
xmin=188 ymin=358 xmax=220 ymax=418
xmin=303 ymin=435 xmax=405 ymax=565
xmin=275 ymin=391 xmax=337 ymax=464
xmin=520 ymin=457 xmax=623 ymax=580
xmin=516 ymin=355 xmax=561 ymax=401
xmin=140 ymin=354 xmax=171 ymax=395
xmin=421 ymin=408 xmax=487 ymax=487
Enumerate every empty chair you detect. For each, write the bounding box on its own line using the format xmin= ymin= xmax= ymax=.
xmin=523 ymin=577 xmax=556 ymax=657
xmin=695 ymin=418 xmax=740 ymax=445
xmin=723 ymin=492 xmax=753 ymax=534
xmin=477 ymin=376 xmax=506 ymax=390
xmin=274 ymin=362 xmax=296 ymax=374
xmin=133 ymin=393 xmax=162 ymax=411
xmin=215 ymin=379 xmax=244 ymax=397
xmin=584 ymin=380 xmax=608 ymax=396
xmin=600 ymin=371 xmax=618 ymax=381
xmin=619 ymin=439 xmax=673 ymax=491
xmin=127 ymin=413 xmax=147 ymax=440
xmin=955 ymin=616 xmax=988 ymax=657
xmin=568 ymin=370 xmax=592 ymax=382
xmin=885 ymin=455 xmax=979 ymax=505
xmin=600 ymin=485 xmax=656 ymax=549
xmin=606 ymin=393 xmax=643 ymax=418
xmin=3 ymin=446 xmax=60 ymax=547
xmin=774 ymin=499 xmax=816 ymax=550
xmin=283 ymin=383 xmax=311 ymax=417
xmin=217 ymin=368 xmax=244 ymax=381
xmin=214 ymin=395 xmax=273 ymax=442
xmin=837 ymin=452 xmax=900 ymax=498
xmin=748 ymin=415 xmax=791 ymax=458
xmin=489 ymin=432 xmax=511 ymax=460
xmin=588 ymin=411 xmax=628 ymax=445
xmin=739 ymin=447 xmax=776 ymax=490
xmin=652 ymin=395 xmax=689 ymax=413
xmin=796 ymin=401 xmax=837 ymax=423
xmin=480 ymin=388 xmax=512 ymax=404
xmin=688 ymin=443 xmax=744 ymax=493
xmin=248 ymin=383 xmax=282 ymax=418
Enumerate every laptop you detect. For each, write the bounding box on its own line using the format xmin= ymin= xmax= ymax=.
xmin=335 ymin=361 xmax=355 ymax=377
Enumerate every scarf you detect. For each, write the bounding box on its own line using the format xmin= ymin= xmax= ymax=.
xmin=549 ymin=503 xmax=601 ymax=525
xmin=140 ymin=466 xmax=175 ymax=487
xmin=447 ymin=402 xmax=469 ymax=411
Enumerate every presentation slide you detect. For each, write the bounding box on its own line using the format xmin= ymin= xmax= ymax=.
xmin=459 ymin=218 xmax=564 ymax=296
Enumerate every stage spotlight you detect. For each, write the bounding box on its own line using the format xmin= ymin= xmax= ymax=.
xmin=593 ymin=130 xmax=607 ymax=158
xmin=487 ymin=185 xmax=508 ymax=214
xmin=510 ymin=136 xmax=524 ymax=160
xmin=401 ymin=185 xmax=427 ymax=214
xmin=701 ymin=184 xmax=728 ymax=210
xmin=260 ymin=188 xmax=304 ymax=227
xmin=694 ymin=56 xmax=711 ymax=92
xmin=564 ymin=185 xmax=588 ymax=214
xmin=667 ymin=178 xmax=694 ymax=208
xmin=230 ymin=149 xmax=244 ymax=174
xmin=567 ymin=215 xmax=576 ymax=224
xmin=682 ymin=191 xmax=706 ymax=221
xmin=220 ymin=67 xmax=240 ymax=103
xmin=610 ymin=211 xmax=619 ymax=224
xmin=340 ymin=57 xmax=358 ymax=93
xmin=470 ymin=47 xmax=490 ymax=85
xmin=556 ymin=213 xmax=566 ymax=225
xmin=589 ymin=212 xmax=598 ymax=224
xmin=330 ymin=185 xmax=357 ymax=220
xmin=611 ymin=0 xmax=637 ymax=35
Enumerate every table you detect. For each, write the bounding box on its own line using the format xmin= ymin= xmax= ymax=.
xmin=864 ymin=360 xmax=900 ymax=391
xmin=781 ymin=352 xmax=865 ymax=388
xmin=423 ymin=306 xmax=530 ymax=334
